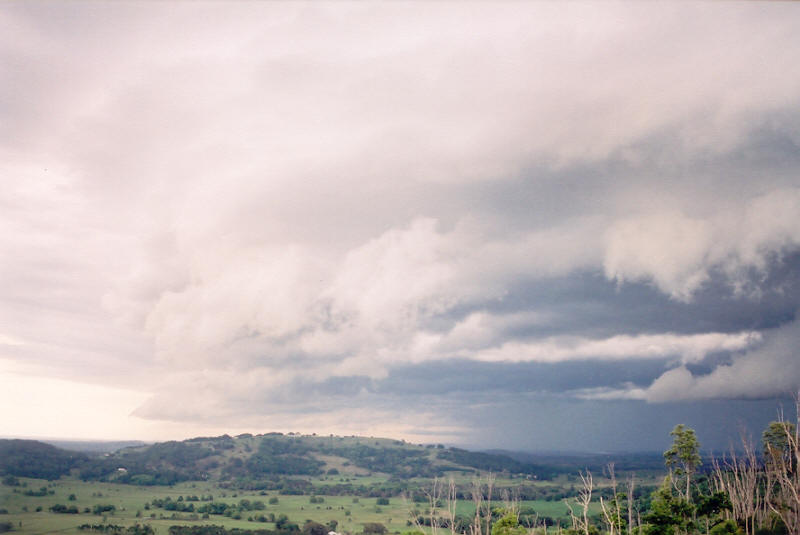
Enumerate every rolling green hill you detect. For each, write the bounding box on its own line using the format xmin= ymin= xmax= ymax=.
xmin=0 ymin=439 xmax=89 ymax=480
xmin=0 ymin=434 xmax=564 ymax=487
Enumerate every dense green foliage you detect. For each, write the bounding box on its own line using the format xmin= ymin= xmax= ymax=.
xmin=491 ymin=514 xmax=526 ymax=535
xmin=79 ymin=441 xmax=217 ymax=484
xmin=319 ymin=444 xmax=433 ymax=478
xmin=663 ymin=424 xmax=702 ymax=501
xmin=78 ymin=524 xmax=154 ymax=534
xmin=51 ymin=503 xmax=80 ymax=514
xmin=238 ymin=439 xmax=324 ymax=477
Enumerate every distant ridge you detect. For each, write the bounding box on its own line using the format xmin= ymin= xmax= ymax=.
xmin=0 ymin=433 xmax=566 ymax=484
xmin=484 ymin=449 xmax=666 ymax=472
xmin=40 ymin=439 xmax=148 ymax=454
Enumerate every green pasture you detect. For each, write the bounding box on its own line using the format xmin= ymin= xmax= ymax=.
xmin=0 ymin=471 xmax=635 ymax=535
xmin=0 ymin=478 xmax=415 ymax=535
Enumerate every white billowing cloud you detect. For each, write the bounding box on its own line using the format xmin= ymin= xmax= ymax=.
xmin=604 ymin=212 xmax=714 ymax=300
xmin=646 ymin=320 xmax=800 ymax=402
xmin=727 ymin=189 xmax=800 ymax=286
xmin=143 ymin=245 xmax=328 ymax=366
xmin=127 ymin=216 xmax=602 ymax=381
xmin=581 ymin=318 xmax=800 ymax=402
xmin=604 ymin=188 xmax=800 ymax=300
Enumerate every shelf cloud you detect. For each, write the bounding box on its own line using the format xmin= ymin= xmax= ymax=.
xmin=1 ymin=2 xmax=799 ymax=448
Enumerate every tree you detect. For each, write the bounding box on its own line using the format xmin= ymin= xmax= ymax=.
xmin=566 ymin=470 xmax=593 ymax=535
xmin=303 ymin=521 xmax=329 ymax=535
xmin=491 ymin=513 xmax=526 ymax=535
xmin=762 ymin=421 xmax=797 ymax=467
xmin=763 ymin=400 xmax=800 ymax=535
xmin=600 ymin=464 xmax=626 ymax=535
xmin=710 ymin=435 xmax=765 ymax=535
xmin=644 ymin=477 xmax=695 ymax=535
xmin=626 ymin=474 xmax=638 ymax=535
xmin=664 ymin=425 xmax=702 ymax=501
xmin=1 ymin=476 xmax=19 ymax=487
xmin=471 ymin=473 xmax=495 ymax=535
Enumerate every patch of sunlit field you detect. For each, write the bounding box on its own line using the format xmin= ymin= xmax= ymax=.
xmin=1 ymin=478 xmax=414 ymax=535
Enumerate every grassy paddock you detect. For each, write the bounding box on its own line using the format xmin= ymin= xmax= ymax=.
xmin=0 ymin=470 xmax=651 ymax=535
xmin=1 ymin=478 xmax=414 ymax=535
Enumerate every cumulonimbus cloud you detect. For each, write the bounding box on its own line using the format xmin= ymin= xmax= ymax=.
xmin=1 ymin=2 xmax=799 ymax=433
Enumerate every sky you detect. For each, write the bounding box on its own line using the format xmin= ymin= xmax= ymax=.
xmin=1 ymin=2 xmax=800 ymax=452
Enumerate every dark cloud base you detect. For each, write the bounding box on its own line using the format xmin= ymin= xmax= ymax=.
xmin=456 ymin=396 xmax=796 ymax=453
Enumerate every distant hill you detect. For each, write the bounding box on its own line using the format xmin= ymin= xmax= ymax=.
xmin=41 ymin=439 xmax=147 ymax=454
xmin=485 ymin=449 xmax=667 ymax=473
xmin=0 ymin=439 xmax=89 ymax=479
xmin=87 ymin=433 xmax=565 ymax=485
xmin=0 ymin=433 xmax=564 ymax=485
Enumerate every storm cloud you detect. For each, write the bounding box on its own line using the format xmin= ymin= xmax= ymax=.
xmin=1 ymin=2 xmax=799 ymax=449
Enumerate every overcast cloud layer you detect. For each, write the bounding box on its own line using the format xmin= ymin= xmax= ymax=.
xmin=1 ymin=2 xmax=800 ymax=450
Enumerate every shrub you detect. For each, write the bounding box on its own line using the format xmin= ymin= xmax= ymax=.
xmin=92 ymin=504 xmax=116 ymax=515
xmin=363 ymin=523 xmax=387 ymax=535
xmin=50 ymin=504 xmax=79 ymax=514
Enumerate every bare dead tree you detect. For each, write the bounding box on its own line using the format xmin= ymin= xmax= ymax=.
xmin=565 ymin=470 xmax=593 ymax=535
xmin=484 ymin=473 xmax=496 ymax=535
xmin=470 ymin=478 xmax=484 ymax=535
xmin=469 ymin=473 xmax=496 ymax=535
xmin=406 ymin=477 xmax=445 ymax=535
xmin=613 ymin=466 xmax=624 ymax=535
xmin=600 ymin=464 xmax=621 ymax=535
xmin=502 ymin=485 xmax=521 ymax=522
xmin=626 ymin=474 xmax=636 ymax=535
xmin=711 ymin=436 xmax=764 ymax=535
xmin=764 ymin=396 xmax=800 ymax=535
xmin=405 ymin=477 xmax=466 ymax=535
xmin=445 ymin=478 xmax=459 ymax=535
xmin=521 ymin=511 xmax=542 ymax=535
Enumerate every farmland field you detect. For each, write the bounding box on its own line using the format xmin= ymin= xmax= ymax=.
xmin=0 ymin=474 xmax=622 ymax=535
